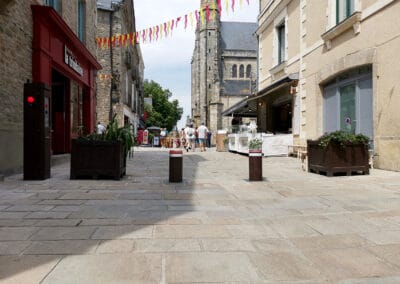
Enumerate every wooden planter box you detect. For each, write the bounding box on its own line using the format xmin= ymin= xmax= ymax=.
xmin=307 ymin=140 xmax=369 ymax=176
xmin=70 ymin=139 xmax=126 ymax=180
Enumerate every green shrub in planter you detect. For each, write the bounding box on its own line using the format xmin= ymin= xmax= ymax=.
xmin=318 ymin=131 xmax=369 ymax=148
xmin=70 ymin=115 xmax=133 ymax=180
xmin=308 ymin=130 xmax=370 ymax=176
xmin=78 ymin=114 xmax=134 ymax=156
xmin=249 ymin=138 xmax=262 ymax=150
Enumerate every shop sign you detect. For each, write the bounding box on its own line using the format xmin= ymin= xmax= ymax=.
xmin=64 ymin=46 xmax=84 ymax=76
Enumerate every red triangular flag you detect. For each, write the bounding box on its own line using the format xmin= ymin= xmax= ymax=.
xmin=184 ymin=14 xmax=188 ymax=29
xmin=195 ymin=10 xmax=199 ymax=26
xmin=149 ymin=28 xmax=152 ymax=42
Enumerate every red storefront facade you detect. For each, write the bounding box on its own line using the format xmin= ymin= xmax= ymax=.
xmin=32 ymin=5 xmax=101 ymax=154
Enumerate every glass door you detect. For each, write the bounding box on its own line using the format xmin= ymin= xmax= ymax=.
xmin=339 ymin=84 xmax=356 ymax=133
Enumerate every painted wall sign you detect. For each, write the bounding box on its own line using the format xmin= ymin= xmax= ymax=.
xmin=64 ymin=46 xmax=84 ymax=76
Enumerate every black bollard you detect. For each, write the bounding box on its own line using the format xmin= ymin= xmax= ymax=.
xmin=249 ymin=149 xmax=263 ymax=181
xmin=169 ymin=149 xmax=183 ymax=182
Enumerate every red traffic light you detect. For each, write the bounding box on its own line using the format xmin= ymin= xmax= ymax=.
xmin=27 ymin=96 xmax=35 ymax=104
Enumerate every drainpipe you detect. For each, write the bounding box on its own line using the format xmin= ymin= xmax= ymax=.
xmin=204 ymin=16 xmax=208 ymax=127
xmin=109 ymin=8 xmax=114 ymax=122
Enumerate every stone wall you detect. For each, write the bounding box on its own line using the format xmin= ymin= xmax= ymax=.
xmin=258 ymin=0 xmax=400 ymax=171
xmin=96 ymin=2 xmax=143 ymax=129
xmin=96 ymin=9 xmax=113 ymax=126
xmin=0 ymin=0 xmax=98 ymax=175
xmin=0 ymin=0 xmax=32 ymax=175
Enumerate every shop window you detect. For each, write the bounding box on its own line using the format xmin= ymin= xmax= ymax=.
xmin=78 ymin=0 xmax=86 ymax=42
xmin=336 ymin=0 xmax=354 ymax=24
xmin=246 ymin=65 xmax=252 ymax=78
xmin=239 ymin=64 xmax=244 ymax=78
xmin=232 ymin=65 xmax=237 ymax=78
xmin=45 ymin=0 xmax=62 ymax=14
xmin=323 ymin=66 xmax=373 ymax=143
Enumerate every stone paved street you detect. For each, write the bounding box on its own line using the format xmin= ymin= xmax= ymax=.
xmin=1 ymin=148 xmax=400 ymax=283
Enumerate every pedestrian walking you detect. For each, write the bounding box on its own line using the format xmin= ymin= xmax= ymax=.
xmin=207 ymin=130 xmax=212 ymax=148
xmin=160 ymin=128 xmax=167 ymax=148
xmin=180 ymin=128 xmax=186 ymax=149
xmin=197 ymin=122 xmax=209 ymax=152
xmin=184 ymin=124 xmax=195 ymax=152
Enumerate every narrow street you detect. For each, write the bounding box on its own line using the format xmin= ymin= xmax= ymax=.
xmin=1 ymin=149 xmax=400 ymax=283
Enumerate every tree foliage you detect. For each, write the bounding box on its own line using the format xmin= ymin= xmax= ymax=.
xmin=143 ymin=80 xmax=183 ymax=131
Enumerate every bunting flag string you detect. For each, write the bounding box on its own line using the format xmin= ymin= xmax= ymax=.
xmin=189 ymin=12 xmax=194 ymax=28
xmin=200 ymin=8 xmax=205 ymax=27
xmin=95 ymin=0 xmax=252 ymax=49
xmin=212 ymin=1 xmax=217 ymax=20
xmin=195 ymin=10 xmax=199 ymax=27
xmin=205 ymin=5 xmax=210 ymax=23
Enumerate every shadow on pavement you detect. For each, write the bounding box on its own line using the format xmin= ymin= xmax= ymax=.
xmin=0 ymin=148 xmax=210 ymax=282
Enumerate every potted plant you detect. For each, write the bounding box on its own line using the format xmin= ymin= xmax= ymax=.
xmin=248 ymin=137 xmax=263 ymax=181
xmin=221 ymin=137 xmax=229 ymax=151
xmin=70 ymin=115 xmax=133 ymax=180
xmin=307 ymin=130 xmax=370 ymax=176
xmin=248 ymin=138 xmax=262 ymax=151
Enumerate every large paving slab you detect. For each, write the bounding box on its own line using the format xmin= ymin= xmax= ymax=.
xmin=0 ymin=147 xmax=400 ymax=283
xmin=166 ymin=252 xmax=263 ymax=282
xmin=41 ymin=254 xmax=162 ymax=283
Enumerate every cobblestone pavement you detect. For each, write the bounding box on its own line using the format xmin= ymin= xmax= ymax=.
xmin=1 ymin=147 xmax=400 ymax=283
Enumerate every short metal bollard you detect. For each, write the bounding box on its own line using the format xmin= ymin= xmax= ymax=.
xmin=169 ymin=149 xmax=183 ymax=182
xmin=249 ymin=149 xmax=263 ymax=181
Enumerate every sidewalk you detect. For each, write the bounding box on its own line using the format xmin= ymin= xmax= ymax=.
xmin=0 ymin=147 xmax=400 ymax=283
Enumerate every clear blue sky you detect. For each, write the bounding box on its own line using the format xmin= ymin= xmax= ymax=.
xmin=134 ymin=0 xmax=259 ymax=129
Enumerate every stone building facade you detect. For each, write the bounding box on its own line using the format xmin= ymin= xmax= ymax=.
xmin=0 ymin=0 xmax=100 ymax=176
xmin=96 ymin=0 xmax=144 ymax=134
xmin=255 ymin=0 xmax=400 ymax=171
xmin=191 ymin=0 xmax=257 ymax=135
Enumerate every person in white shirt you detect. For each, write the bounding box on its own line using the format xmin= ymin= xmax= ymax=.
xmin=97 ymin=122 xmax=106 ymax=134
xmin=184 ymin=124 xmax=195 ymax=152
xmin=197 ymin=122 xmax=209 ymax=152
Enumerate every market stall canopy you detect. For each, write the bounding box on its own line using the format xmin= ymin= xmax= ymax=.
xmin=222 ymin=73 xmax=299 ymax=117
xmin=146 ymin=126 xmax=161 ymax=132
xmin=248 ymin=73 xmax=299 ymax=102
xmin=221 ymin=98 xmax=257 ymax=117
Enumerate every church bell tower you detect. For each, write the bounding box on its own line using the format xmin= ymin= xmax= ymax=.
xmin=192 ymin=0 xmax=222 ymax=133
